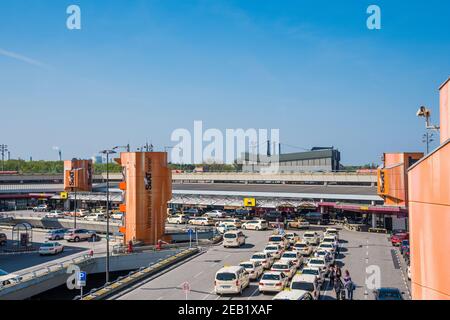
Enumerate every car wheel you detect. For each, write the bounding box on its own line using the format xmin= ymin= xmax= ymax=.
xmin=255 ymin=227 xmax=260 ymax=231
xmin=74 ymin=237 xmax=80 ymax=242
xmin=91 ymin=235 xmax=96 ymax=241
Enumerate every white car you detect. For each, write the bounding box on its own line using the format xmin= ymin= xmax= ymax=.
xmin=223 ymin=230 xmax=246 ymax=248
xmin=239 ymin=261 xmax=264 ymax=280
xmin=32 ymin=204 xmax=48 ymax=212
xmin=216 ymin=223 xmax=237 ymax=234
xmin=302 ymin=232 xmax=320 ymax=245
xmin=284 ymin=232 xmax=300 ymax=245
xmin=221 ymin=218 xmax=242 ymax=228
xmin=407 ymin=266 xmax=411 ymax=280
xmin=166 ymin=214 xmax=189 ymax=224
xmin=0 ymin=269 xmax=22 ymax=288
xmin=280 ymin=251 xmax=304 ymax=268
xmin=258 ymin=271 xmax=289 ymax=293
xmin=325 ymin=228 xmax=339 ymax=240
xmin=290 ymin=274 xmax=320 ymax=300
xmin=214 ymin=266 xmax=250 ymax=295
xmin=314 ymin=249 xmax=335 ymax=265
xmin=39 ymin=242 xmax=64 ymax=255
xmin=111 ymin=212 xmax=124 ymax=220
xmin=242 ymin=219 xmax=268 ymax=231
xmin=264 ymin=244 xmax=284 ymax=259
xmin=306 ymin=257 xmax=329 ymax=274
xmin=318 ymin=242 xmax=336 ymax=254
xmin=204 ymin=210 xmax=226 ymax=218
xmin=189 ymin=217 xmax=215 ymax=226
xmin=45 ymin=210 xmax=65 ymax=218
xmin=251 ymin=252 xmax=274 ymax=269
xmin=272 ymin=290 xmax=315 ymax=300
xmin=300 ymin=266 xmax=325 ymax=285
xmin=85 ymin=212 xmax=106 ymax=221
xmin=322 ymin=235 xmax=338 ymax=247
xmin=268 ymin=235 xmax=289 ymax=249
xmin=242 ymin=219 xmax=269 ymax=231
xmin=271 ymin=260 xmax=297 ymax=279
xmin=292 ymin=242 xmax=313 ymax=256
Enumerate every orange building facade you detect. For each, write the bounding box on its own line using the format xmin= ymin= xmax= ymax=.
xmin=63 ymin=159 xmax=93 ymax=192
xmin=377 ymin=152 xmax=423 ymax=207
xmin=118 ymin=152 xmax=172 ymax=245
xmin=408 ymin=78 xmax=450 ymax=299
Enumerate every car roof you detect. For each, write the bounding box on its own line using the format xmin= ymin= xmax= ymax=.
xmin=239 ymin=261 xmax=255 ymax=265
xmin=262 ymin=271 xmax=283 ymax=276
xmin=216 ymin=266 xmax=244 ymax=273
xmin=224 ymin=230 xmax=240 ymax=234
xmin=292 ymin=274 xmax=316 ymax=282
xmin=273 ymin=290 xmax=308 ymax=300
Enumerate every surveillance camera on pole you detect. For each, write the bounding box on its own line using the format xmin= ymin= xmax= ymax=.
xmin=416 ymin=106 xmax=440 ymax=131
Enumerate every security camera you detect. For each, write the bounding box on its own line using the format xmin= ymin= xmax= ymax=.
xmin=416 ymin=106 xmax=430 ymax=117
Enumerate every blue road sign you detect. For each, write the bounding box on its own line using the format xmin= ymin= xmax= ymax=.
xmin=187 ymin=229 xmax=193 ymax=236
xmin=77 ymin=271 xmax=87 ymax=287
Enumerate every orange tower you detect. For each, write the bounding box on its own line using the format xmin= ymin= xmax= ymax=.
xmin=118 ymin=152 xmax=172 ymax=244
xmin=63 ymin=159 xmax=93 ymax=192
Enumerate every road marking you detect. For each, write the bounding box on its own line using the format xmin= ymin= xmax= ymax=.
xmin=247 ymin=286 xmax=259 ymax=300
xmin=194 ymin=271 xmax=203 ymax=278
xmin=157 ymin=296 xmax=164 ymax=300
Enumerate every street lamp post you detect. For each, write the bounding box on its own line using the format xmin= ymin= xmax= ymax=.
xmin=100 ymin=149 xmax=117 ymax=285
xmin=70 ymin=168 xmax=83 ymax=229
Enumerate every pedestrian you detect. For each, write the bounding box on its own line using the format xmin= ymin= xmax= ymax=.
xmin=333 ymin=277 xmax=344 ymax=300
xmin=335 ymin=266 xmax=342 ymax=281
xmin=343 ymin=270 xmax=355 ymax=300
xmin=328 ymin=264 xmax=335 ymax=284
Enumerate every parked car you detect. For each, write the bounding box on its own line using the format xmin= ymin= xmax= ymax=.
xmin=292 ymin=242 xmax=313 ymax=256
xmin=32 ymin=204 xmax=48 ymax=212
xmin=300 ymin=266 xmax=325 ymax=286
xmin=264 ymin=244 xmax=284 ymax=259
xmin=391 ymin=232 xmax=409 ymax=246
xmin=302 ymin=231 xmax=320 ymax=245
xmin=280 ymin=250 xmax=304 ymax=268
xmin=66 ymin=209 xmax=89 ymax=217
xmin=0 ymin=269 xmax=22 ymax=287
xmin=233 ymin=209 xmax=252 ymax=220
xmin=39 ymin=242 xmax=64 ymax=255
xmin=407 ymin=266 xmax=411 ymax=280
xmin=268 ymin=235 xmax=289 ymax=249
xmin=242 ymin=219 xmax=268 ymax=231
xmin=223 ymin=230 xmax=246 ymax=248
xmin=110 ymin=212 xmax=123 ymax=220
xmin=314 ymin=249 xmax=335 ymax=265
xmin=374 ymin=288 xmax=404 ymax=300
xmin=189 ymin=217 xmax=215 ymax=226
xmin=85 ymin=212 xmax=107 ymax=221
xmin=271 ymin=260 xmax=297 ymax=279
xmin=306 ymin=257 xmax=329 ymax=275
xmin=258 ymin=271 xmax=289 ymax=294
xmin=290 ymin=274 xmax=320 ymax=300
xmin=64 ymin=229 xmax=97 ymax=242
xmin=0 ymin=233 xmax=7 ymax=246
xmin=45 ymin=229 xmax=69 ymax=240
xmin=221 ymin=218 xmax=242 ymax=228
xmin=45 ymin=210 xmax=65 ymax=218
xmin=239 ymin=261 xmax=264 ymax=280
xmin=287 ymin=218 xmax=310 ymax=229
xmin=216 ymin=223 xmax=237 ymax=234
xmin=400 ymin=240 xmax=410 ymax=255
xmin=272 ymin=290 xmax=315 ymax=300
xmin=250 ymin=252 xmax=274 ymax=269
xmin=166 ymin=214 xmax=189 ymax=224
xmin=204 ymin=210 xmax=226 ymax=218
xmin=284 ymin=232 xmax=300 ymax=245
xmin=183 ymin=208 xmax=201 ymax=216
xmin=302 ymin=212 xmax=327 ymax=225
xmin=214 ymin=266 xmax=250 ymax=296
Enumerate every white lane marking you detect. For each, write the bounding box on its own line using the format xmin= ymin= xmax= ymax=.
xmin=157 ymin=296 xmax=164 ymax=300
xmin=225 ymin=254 xmax=231 ymax=259
xmin=247 ymin=286 xmax=259 ymax=300
xmin=202 ymin=289 xmax=215 ymax=300
xmin=194 ymin=271 xmax=203 ymax=278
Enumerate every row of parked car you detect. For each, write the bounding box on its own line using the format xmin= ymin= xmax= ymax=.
xmin=390 ymin=231 xmax=411 ymax=280
xmin=214 ymin=228 xmax=340 ymax=300
xmin=43 ymin=209 xmax=123 ymax=221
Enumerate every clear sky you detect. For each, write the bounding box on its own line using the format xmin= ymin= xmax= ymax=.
xmin=1 ymin=0 xmax=449 ymax=165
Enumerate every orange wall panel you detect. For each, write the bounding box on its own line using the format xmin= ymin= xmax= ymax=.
xmin=440 ymin=78 xmax=450 ymax=143
xmin=408 ymin=141 xmax=450 ymax=299
xmin=63 ymin=159 xmax=93 ymax=192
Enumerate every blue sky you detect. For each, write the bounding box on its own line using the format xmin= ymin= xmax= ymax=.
xmin=1 ymin=0 xmax=449 ymax=164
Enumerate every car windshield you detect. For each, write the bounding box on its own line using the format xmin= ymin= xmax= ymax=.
xmin=269 ymin=236 xmax=282 ymax=242
xmin=304 ymin=234 xmax=314 ymax=238
xmin=379 ymin=290 xmax=402 ymax=299
xmin=282 ymin=253 xmax=297 ymax=258
xmin=262 ymin=274 xmax=280 ymax=281
xmin=224 ymin=233 xmax=237 ymax=238
xmin=323 ymin=238 xmax=334 ymax=242
xmin=291 ymin=282 xmax=314 ymax=292
xmin=316 ymin=251 xmax=327 ymax=256
xmin=216 ymin=273 xmax=236 ymax=281
xmin=0 ymin=269 xmax=9 ymax=276
xmin=309 ymin=259 xmax=324 ymax=265
xmin=252 ymin=254 xmax=266 ymax=260
xmin=240 ymin=264 xmax=253 ymax=269
xmin=302 ymin=269 xmax=319 ymax=276
xmin=294 ymin=243 xmax=307 ymax=248
xmin=320 ymin=244 xmax=333 ymax=248
xmin=42 ymin=243 xmax=54 ymax=247
xmin=273 ymin=264 xmax=289 ymax=269
xmin=266 ymin=246 xmax=278 ymax=251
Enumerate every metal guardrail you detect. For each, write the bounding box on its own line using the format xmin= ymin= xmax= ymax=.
xmin=79 ymin=247 xmax=199 ymax=300
xmin=0 ymin=253 xmax=93 ymax=292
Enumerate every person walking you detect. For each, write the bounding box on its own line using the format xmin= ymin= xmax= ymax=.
xmin=333 ymin=277 xmax=344 ymax=300
xmin=343 ymin=270 xmax=355 ymax=300
xmin=328 ymin=264 xmax=335 ymax=285
xmin=335 ymin=266 xmax=342 ymax=281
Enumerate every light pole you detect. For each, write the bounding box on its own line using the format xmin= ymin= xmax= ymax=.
xmin=422 ymin=132 xmax=434 ymax=154
xmin=99 ymin=149 xmax=117 ymax=285
xmin=0 ymin=144 xmax=8 ymax=171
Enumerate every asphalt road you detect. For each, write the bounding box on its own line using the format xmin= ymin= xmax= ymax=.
xmin=117 ymin=227 xmax=411 ymax=300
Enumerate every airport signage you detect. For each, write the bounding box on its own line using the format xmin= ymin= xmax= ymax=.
xmin=77 ymin=271 xmax=86 ymax=287
xmin=60 ymin=191 xmax=68 ymax=199
xmin=243 ymin=198 xmax=256 ymax=207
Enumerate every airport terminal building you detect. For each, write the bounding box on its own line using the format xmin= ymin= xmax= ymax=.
xmin=241 ymin=147 xmax=341 ymax=173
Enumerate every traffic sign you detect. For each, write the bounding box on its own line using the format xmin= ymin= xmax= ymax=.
xmin=182 ymin=281 xmax=190 ymax=293
xmin=187 ymin=229 xmax=193 ymax=236
xmin=77 ymin=271 xmax=86 ymax=287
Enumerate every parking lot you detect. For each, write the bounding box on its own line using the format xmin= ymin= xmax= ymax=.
xmin=117 ymin=225 xmax=411 ymax=300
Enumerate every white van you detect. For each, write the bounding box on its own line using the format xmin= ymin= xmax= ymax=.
xmin=223 ymin=230 xmax=246 ymax=248
xmin=214 ymin=266 xmax=250 ymax=295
